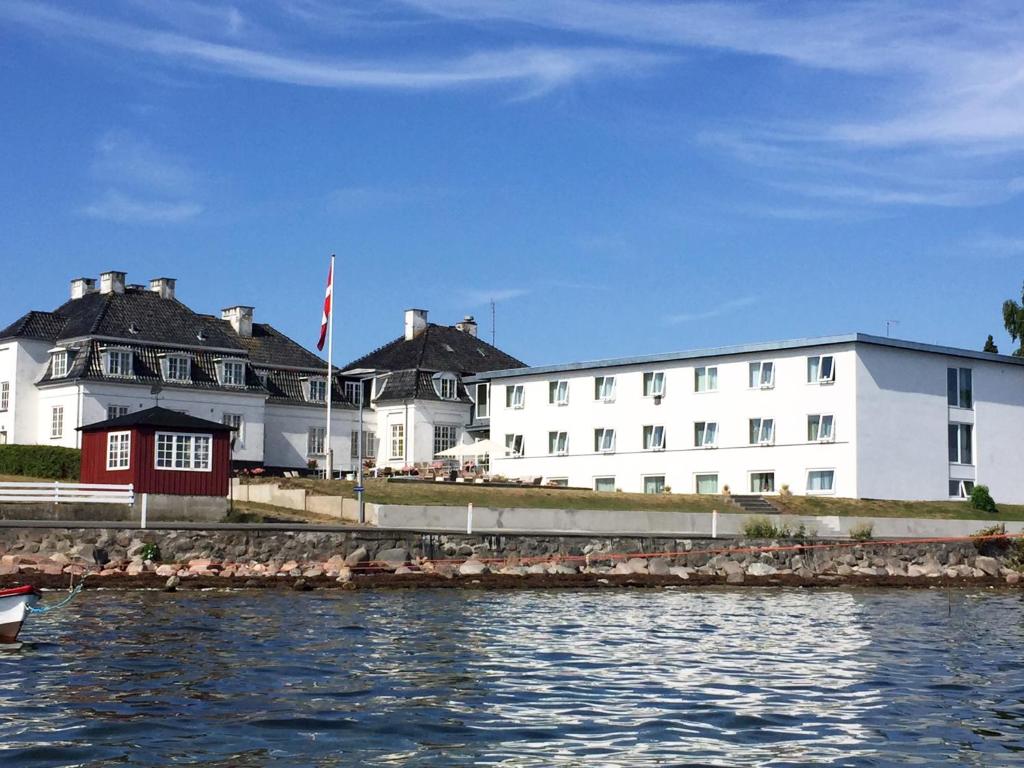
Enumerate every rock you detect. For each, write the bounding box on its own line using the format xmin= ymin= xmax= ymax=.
xmin=0 ymin=563 xmax=17 ymax=576
xmin=155 ymin=564 xmax=177 ymax=577
xmin=625 ymin=558 xmax=649 ymax=575
xmin=499 ymin=566 xmax=527 ymax=576
xmin=836 ymin=564 xmax=854 ymax=576
xmin=796 ymin=567 xmax=816 ymax=579
xmin=280 ymin=560 xmax=300 ymax=573
xmin=791 ymin=555 xmax=804 ymax=571
xmin=669 ymin=566 xmax=691 ymax=579
xmin=393 ymin=566 xmax=414 ymax=575
xmin=972 ymin=568 xmax=986 ymax=578
xmin=459 ymin=558 xmax=489 ymax=576
xmin=648 ymin=558 xmax=671 ymax=576
xmin=125 ymin=560 xmax=145 ymax=576
xmin=548 ymin=564 xmax=578 ymax=575
xmin=324 ymin=555 xmax=347 ymax=572
xmin=526 ymin=563 xmax=549 ymax=575
xmin=721 ymin=561 xmax=744 ymax=578
xmin=854 ymin=566 xmax=881 ymax=576
xmin=288 ymin=568 xmax=302 ymax=577
xmin=243 ymin=579 xmax=260 ymax=588
xmin=375 ymin=548 xmax=409 ymax=571
xmin=345 ymin=548 xmax=370 ymax=569
xmin=302 ymin=567 xmax=324 ymax=578
xmin=292 ymin=578 xmax=312 ymax=591
xmin=746 ymin=562 xmax=777 ymax=577
xmin=1006 ymin=572 xmax=1020 ymax=585
xmin=49 ymin=552 xmax=71 ymax=565
xmin=164 ymin=575 xmax=180 ymax=592
xmin=975 ymin=556 xmax=1000 ymax=577
xmin=907 ymin=564 xmax=925 ymax=578
xmin=335 ymin=567 xmax=352 ymax=582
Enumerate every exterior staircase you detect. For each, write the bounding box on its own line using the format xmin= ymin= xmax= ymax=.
xmin=726 ymin=495 xmax=780 ymax=514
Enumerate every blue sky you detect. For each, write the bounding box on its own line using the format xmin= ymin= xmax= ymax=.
xmin=1 ymin=0 xmax=1022 ymax=367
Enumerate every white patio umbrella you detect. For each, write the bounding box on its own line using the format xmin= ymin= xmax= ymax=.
xmin=436 ymin=438 xmax=493 ymax=459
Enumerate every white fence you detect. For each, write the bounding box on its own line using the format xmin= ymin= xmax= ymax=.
xmin=0 ymin=481 xmax=135 ymax=505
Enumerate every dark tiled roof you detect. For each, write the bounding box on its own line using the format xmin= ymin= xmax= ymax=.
xmin=258 ymin=366 xmax=357 ymax=409
xmin=344 ymin=324 xmax=526 ymax=375
xmin=78 ymin=406 xmax=235 ymax=433
xmin=373 ymin=370 xmax=472 ymax=403
xmin=226 ymin=321 xmax=326 ymax=370
xmin=0 ymin=311 xmax=68 ymax=342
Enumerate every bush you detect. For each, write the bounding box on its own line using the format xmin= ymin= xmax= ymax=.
xmin=743 ymin=515 xmax=789 ymax=538
xmin=0 ymin=444 xmax=80 ymax=479
xmin=849 ymin=522 xmax=874 ymax=541
xmin=972 ymin=523 xmax=1010 ymax=556
xmin=969 ymin=484 xmax=998 ymax=514
xmin=140 ymin=543 xmax=161 ymax=562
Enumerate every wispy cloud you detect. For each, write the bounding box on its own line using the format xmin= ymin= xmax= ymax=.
xmin=961 ymin=232 xmax=1024 ymax=259
xmin=463 ymin=288 xmax=530 ymax=305
xmin=80 ymin=191 xmax=202 ymax=223
xmin=665 ymin=296 xmax=756 ymax=325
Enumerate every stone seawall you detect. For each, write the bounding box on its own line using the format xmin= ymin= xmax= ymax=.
xmin=0 ymin=526 xmax=1021 ymax=586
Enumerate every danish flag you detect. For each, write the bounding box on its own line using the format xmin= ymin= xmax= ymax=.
xmin=316 ymin=258 xmax=333 ymax=351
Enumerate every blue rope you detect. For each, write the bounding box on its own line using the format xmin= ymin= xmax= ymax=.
xmin=25 ymin=583 xmax=84 ymax=614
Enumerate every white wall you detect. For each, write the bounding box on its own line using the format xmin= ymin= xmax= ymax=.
xmin=0 ymin=340 xmax=50 ymax=444
xmin=488 ymin=345 xmax=859 ymax=495
xmin=263 ymin=403 xmax=360 ymax=471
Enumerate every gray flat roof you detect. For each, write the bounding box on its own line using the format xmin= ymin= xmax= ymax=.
xmin=466 ymin=333 xmax=1024 ymax=382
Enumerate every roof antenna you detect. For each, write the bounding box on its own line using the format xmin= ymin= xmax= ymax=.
xmin=491 ymin=298 xmax=496 ymax=346
xmin=885 ymin=319 xmax=900 ymax=338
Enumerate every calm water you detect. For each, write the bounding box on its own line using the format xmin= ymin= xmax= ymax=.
xmin=2 ymin=587 xmax=1023 ymax=767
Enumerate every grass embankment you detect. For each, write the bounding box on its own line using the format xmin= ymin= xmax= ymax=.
xmin=256 ymin=477 xmax=1024 ymax=521
xmin=0 ymin=474 xmax=58 ymax=483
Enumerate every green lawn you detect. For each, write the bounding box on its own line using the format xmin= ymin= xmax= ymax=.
xmin=774 ymin=494 xmax=1024 ymax=521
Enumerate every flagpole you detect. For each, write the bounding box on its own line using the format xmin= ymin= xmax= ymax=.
xmin=325 ymin=254 xmax=335 ymax=480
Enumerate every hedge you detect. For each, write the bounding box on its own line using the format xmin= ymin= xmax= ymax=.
xmin=0 ymin=444 xmax=81 ymax=480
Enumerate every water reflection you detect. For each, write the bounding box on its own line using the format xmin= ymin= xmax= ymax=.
xmin=0 ymin=588 xmax=1022 ymax=766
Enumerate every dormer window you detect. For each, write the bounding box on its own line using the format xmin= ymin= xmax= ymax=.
xmin=307 ymin=378 xmax=327 ymax=403
xmin=432 ymin=372 xmax=458 ymax=400
xmin=50 ymin=350 xmax=69 ymax=378
xmin=103 ymin=348 xmax=134 ymax=378
xmin=344 ymin=381 xmax=363 ymax=405
xmin=217 ymin=359 xmax=246 ymax=388
xmin=161 ymin=354 xmax=192 ymax=383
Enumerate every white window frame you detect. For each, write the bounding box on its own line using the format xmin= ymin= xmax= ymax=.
xmin=351 ymin=430 xmax=376 ymax=459
xmin=475 ymin=383 xmax=490 ymax=419
xmin=223 ymin=413 xmax=244 ymax=449
xmin=594 ymin=428 xmax=616 ymax=453
xmin=155 ymin=432 xmax=212 ymax=472
xmin=50 ymin=351 xmax=69 ymax=378
xmin=694 ymin=421 xmax=718 ymax=448
xmin=107 ymin=405 xmax=129 ymax=421
xmin=433 ymin=424 xmax=459 ymax=457
xmin=749 ymin=470 xmax=776 ymax=494
xmin=214 ymin=359 xmax=244 ymax=388
xmin=806 ymin=468 xmax=836 ymax=494
xmin=344 ymin=381 xmax=363 ymax=405
xmin=104 ymin=348 xmax=133 ymax=378
xmin=643 ymin=474 xmax=666 ymax=494
xmin=642 ymin=425 xmax=666 ymax=451
xmin=390 ymin=424 xmax=405 ymax=460
xmin=162 ymin=355 xmax=192 ymax=383
xmin=433 ymin=373 xmax=458 ymax=401
xmin=594 ymin=476 xmax=616 ymax=492
xmin=749 ymin=418 xmax=775 ymax=446
xmin=548 ymin=431 xmax=569 ymax=456
xmin=694 ymin=366 xmax=718 ymax=393
xmin=505 ymin=433 xmax=525 ymax=458
xmin=306 ymin=378 xmax=327 ymax=403
xmin=947 ymin=367 xmax=973 ymax=409
xmin=749 ymin=361 xmax=775 ymax=389
xmin=0 ymin=381 xmax=8 ymax=412
xmin=695 ymin=472 xmax=719 ymax=495
xmin=948 ymin=423 xmax=973 ymax=465
xmin=807 ymin=355 xmax=835 ymax=384
xmin=548 ymin=477 xmax=569 ymax=487
xmin=549 ymin=380 xmax=569 ymax=406
xmin=807 ymin=414 xmax=835 ymax=442
xmin=50 ymin=406 xmax=63 ymax=439
xmin=106 ymin=431 xmax=131 ymax=471
xmin=594 ymin=376 xmax=617 ymax=403
xmin=506 ymin=384 xmax=525 ymax=409
xmin=643 ymin=371 xmax=666 ymax=398
xmin=950 ymin=479 xmax=975 ymax=499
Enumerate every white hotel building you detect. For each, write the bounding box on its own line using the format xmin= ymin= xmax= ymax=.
xmin=469 ymin=335 xmax=1024 ymax=504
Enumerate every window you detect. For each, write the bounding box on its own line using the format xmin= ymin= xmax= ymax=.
xmin=694 ymin=421 xmax=718 ymax=448
xmin=695 ymin=366 xmax=718 ymax=392
xmin=223 ymin=413 xmax=243 ymax=448
xmin=696 ymin=473 xmax=719 ymax=494
xmin=105 ymin=349 xmax=133 ymax=377
xmin=548 ymin=478 xmax=569 ymax=487
xmin=506 ymin=384 xmax=525 ymax=409
xmin=0 ymin=381 xmax=8 ymax=411
xmin=948 ymin=423 xmax=973 ymax=465
xmin=549 ymin=380 xmax=569 ymax=406
xmin=750 ymin=472 xmax=775 ymax=493
xmin=643 ymin=475 xmax=665 ymax=494
xmin=594 ymin=376 xmax=616 ymax=402
xmin=155 ymin=432 xmax=212 ymax=471
xmin=163 ymin=355 xmax=191 ymax=383
xmin=344 ymin=381 xmax=363 ymax=405
xmin=51 ymin=351 xmax=68 ymax=378
xmin=107 ymin=405 xmax=129 ymax=420
xmin=548 ymin=431 xmax=569 ymax=455
xmin=505 ymin=433 xmax=525 ymax=457
xmin=947 ymin=367 xmax=973 ymax=408
xmin=950 ymin=479 xmax=975 ymax=499
xmin=350 ymin=430 xmax=376 ymax=459
xmin=221 ymin=360 xmax=246 ymax=388
xmin=643 ymin=372 xmax=665 ymax=397
xmin=643 ymin=425 xmax=666 ymax=451
xmin=475 ymin=383 xmax=489 ymax=419
xmin=594 ymin=477 xmax=616 ymax=492
xmin=807 ymin=469 xmax=835 ymax=493
xmin=749 ymin=418 xmax=775 ymax=445
xmin=307 ymin=427 xmax=326 ymax=456
xmin=594 ymin=428 xmax=616 ymax=453
xmin=433 ymin=373 xmax=457 ymax=400
xmin=433 ymin=424 xmax=459 ymax=457
xmin=807 ymin=414 xmax=834 ymax=442
xmin=390 ymin=425 xmax=405 ymax=459
xmin=807 ymin=355 xmax=835 ymax=384
xmin=749 ymin=361 xmax=774 ymax=389
xmin=50 ymin=406 xmax=63 ymax=439
xmin=106 ymin=431 xmax=131 ymax=470
xmin=307 ymin=379 xmax=327 ymax=403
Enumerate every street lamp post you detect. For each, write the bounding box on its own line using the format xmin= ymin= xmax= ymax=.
xmin=343 ymin=368 xmax=379 ymax=525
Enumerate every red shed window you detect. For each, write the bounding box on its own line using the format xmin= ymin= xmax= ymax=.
xmin=155 ymin=432 xmax=212 ymax=471
xmin=107 ymin=431 xmax=131 ymax=470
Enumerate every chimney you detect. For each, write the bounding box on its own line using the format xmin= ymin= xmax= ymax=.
xmin=98 ymin=271 xmax=126 ymax=295
xmin=69 ymin=277 xmax=96 ymax=300
xmin=404 ymin=308 xmax=428 ymax=341
xmin=149 ymin=277 xmax=176 ymax=300
xmin=455 ymin=315 xmax=478 ymax=337
xmin=222 ymin=305 xmax=254 ymax=337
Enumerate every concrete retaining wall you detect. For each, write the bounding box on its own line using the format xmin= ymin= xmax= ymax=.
xmin=0 ymin=494 xmax=227 ymax=523
xmin=231 ymin=481 xmax=371 ymax=524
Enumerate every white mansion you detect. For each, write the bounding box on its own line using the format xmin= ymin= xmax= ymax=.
xmin=0 ymin=271 xmax=523 ymax=473
xmin=467 ymin=335 xmax=1024 ymax=504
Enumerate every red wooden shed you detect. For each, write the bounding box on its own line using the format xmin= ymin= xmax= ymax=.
xmin=77 ymin=407 xmax=235 ymax=497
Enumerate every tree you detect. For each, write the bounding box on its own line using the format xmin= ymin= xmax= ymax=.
xmin=1004 ymin=281 xmax=1024 ymax=356
xmin=983 ymin=335 xmax=999 ymax=353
